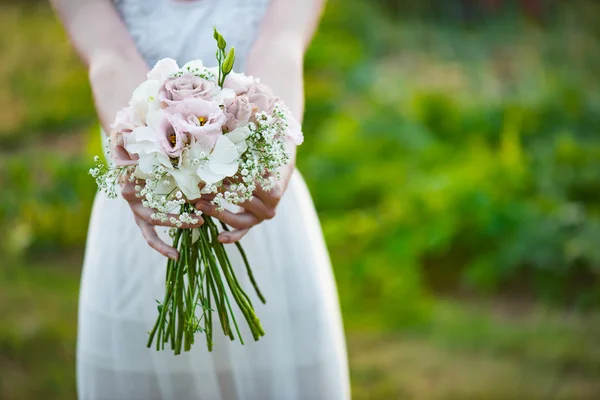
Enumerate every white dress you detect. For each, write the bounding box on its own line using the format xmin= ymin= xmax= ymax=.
xmin=77 ymin=0 xmax=350 ymax=399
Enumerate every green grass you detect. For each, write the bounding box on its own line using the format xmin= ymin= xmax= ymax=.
xmin=2 ymin=255 xmax=600 ymax=399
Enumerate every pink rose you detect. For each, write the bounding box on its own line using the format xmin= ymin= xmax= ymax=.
xmin=223 ymin=72 xmax=255 ymax=95
xmin=110 ymin=108 xmax=139 ymax=166
xmin=223 ymin=95 xmax=254 ymax=132
xmin=166 ymin=98 xmax=227 ymax=148
xmin=159 ymin=74 xmax=215 ymax=104
xmin=247 ymin=83 xmax=278 ymax=114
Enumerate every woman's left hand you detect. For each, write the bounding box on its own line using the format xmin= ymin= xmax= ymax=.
xmin=195 ymin=160 xmax=294 ymax=244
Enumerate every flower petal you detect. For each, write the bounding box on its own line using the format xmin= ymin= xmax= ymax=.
xmin=209 ymin=160 xmax=238 ymax=177
xmin=169 ymin=169 xmax=201 ymax=199
xmin=147 ymin=58 xmax=179 ymax=82
xmin=211 ymin=136 xmax=239 ymax=164
xmin=197 ymin=162 xmax=224 ymax=184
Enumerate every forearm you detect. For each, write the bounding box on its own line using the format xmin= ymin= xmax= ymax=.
xmin=246 ymin=0 xmax=325 ymax=122
xmin=51 ymin=0 xmax=148 ymax=132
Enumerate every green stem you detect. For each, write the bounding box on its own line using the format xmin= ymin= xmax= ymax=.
xmin=206 ymin=219 xmax=263 ymax=340
xmin=200 ymin=225 xmax=233 ymax=338
xmin=219 ymin=221 xmax=266 ymax=304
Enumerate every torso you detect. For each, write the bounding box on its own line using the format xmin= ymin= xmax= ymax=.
xmin=113 ymin=0 xmax=271 ymax=70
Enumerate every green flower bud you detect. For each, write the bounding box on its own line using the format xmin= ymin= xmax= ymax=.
xmin=222 ymin=47 xmax=235 ymax=74
xmin=213 ymin=28 xmax=226 ymax=50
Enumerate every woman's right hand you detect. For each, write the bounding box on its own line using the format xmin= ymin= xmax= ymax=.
xmin=120 ymin=181 xmax=204 ymax=260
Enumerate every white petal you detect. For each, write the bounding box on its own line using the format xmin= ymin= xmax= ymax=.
xmin=209 ymin=160 xmax=238 ymax=177
xmin=182 ymin=60 xmax=204 ymax=72
xmin=138 ymin=156 xmax=158 ymax=175
xmin=146 ymin=109 xmax=166 ymax=130
xmin=169 ymin=169 xmax=201 ymax=199
xmin=197 ymin=163 xmax=224 ymax=184
xmin=131 ymin=80 xmax=161 ymax=104
xmin=212 ymin=88 xmax=236 ymax=104
xmin=226 ymin=126 xmax=250 ymax=155
xmin=156 ymin=175 xmax=176 ymax=194
xmin=147 ymin=58 xmax=179 ymax=82
xmin=211 ymin=136 xmax=238 ymax=164
xmin=234 ymin=140 xmax=247 ymax=155
xmin=226 ymin=126 xmax=250 ymax=143
xmin=133 ymin=126 xmax=158 ymax=143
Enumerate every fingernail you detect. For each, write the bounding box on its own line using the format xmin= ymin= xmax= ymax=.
xmin=219 ymin=236 xmax=230 ymax=244
xmin=169 ymin=252 xmax=179 ymax=261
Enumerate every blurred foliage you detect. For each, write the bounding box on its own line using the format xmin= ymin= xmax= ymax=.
xmin=1 ymin=0 xmax=600 ymax=330
xmin=2 ymin=1 xmax=600 ymax=399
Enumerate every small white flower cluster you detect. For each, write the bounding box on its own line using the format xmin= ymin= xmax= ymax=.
xmin=89 ymin=156 xmax=131 ymax=200
xmin=136 ymin=169 xmax=203 ymax=227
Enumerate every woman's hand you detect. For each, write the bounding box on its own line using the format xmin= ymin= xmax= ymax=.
xmin=121 ymin=181 xmax=204 ymax=260
xmin=194 ymin=158 xmax=295 ymax=244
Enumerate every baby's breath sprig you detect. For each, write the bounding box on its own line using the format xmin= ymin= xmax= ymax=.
xmin=89 ymin=156 xmax=132 ymax=199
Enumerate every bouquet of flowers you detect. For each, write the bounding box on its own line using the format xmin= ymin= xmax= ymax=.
xmin=90 ymin=29 xmax=303 ymax=355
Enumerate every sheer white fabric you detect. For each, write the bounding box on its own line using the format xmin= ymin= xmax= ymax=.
xmin=77 ymin=1 xmax=350 ymax=399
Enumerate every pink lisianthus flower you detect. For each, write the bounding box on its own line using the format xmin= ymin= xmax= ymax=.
xmin=155 ymin=113 xmax=191 ymax=159
xmin=166 ymin=98 xmax=227 ymax=149
xmin=246 ymin=83 xmax=278 ymax=114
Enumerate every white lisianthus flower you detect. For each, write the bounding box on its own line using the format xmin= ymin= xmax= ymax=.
xmin=125 ymin=109 xmax=172 ymax=177
xmin=225 ymin=126 xmax=250 ymax=155
xmin=129 ymin=80 xmax=161 ymax=126
xmin=169 ymin=141 xmax=207 ymax=199
xmin=147 ymin=58 xmax=179 ymax=83
xmin=197 ymin=135 xmax=240 ymax=184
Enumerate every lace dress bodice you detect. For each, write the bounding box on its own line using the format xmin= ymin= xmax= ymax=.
xmin=113 ymin=0 xmax=270 ymax=70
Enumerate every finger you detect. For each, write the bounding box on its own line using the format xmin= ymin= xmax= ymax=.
xmin=130 ymin=202 xmax=204 ymax=229
xmin=135 ymin=216 xmax=179 ymax=260
xmin=195 ymin=201 xmax=259 ymax=229
xmin=254 ymin=182 xmax=284 ymax=207
xmin=187 ymin=192 xmax=216 ymax=204
xmin=218 ymin=228 xmax=250 ymax=244
xmin=121 ymin=182 xmax=139 ymax=202
xmin=239 ymin=196 xmax=276 ymax=221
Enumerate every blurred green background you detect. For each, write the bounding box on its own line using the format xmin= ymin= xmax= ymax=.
xmin=2 ymin=0 xmax=600 ymax=398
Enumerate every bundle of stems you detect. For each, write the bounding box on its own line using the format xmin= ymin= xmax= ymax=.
xmin=147 ymin=204 xmax=265 ymax=354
